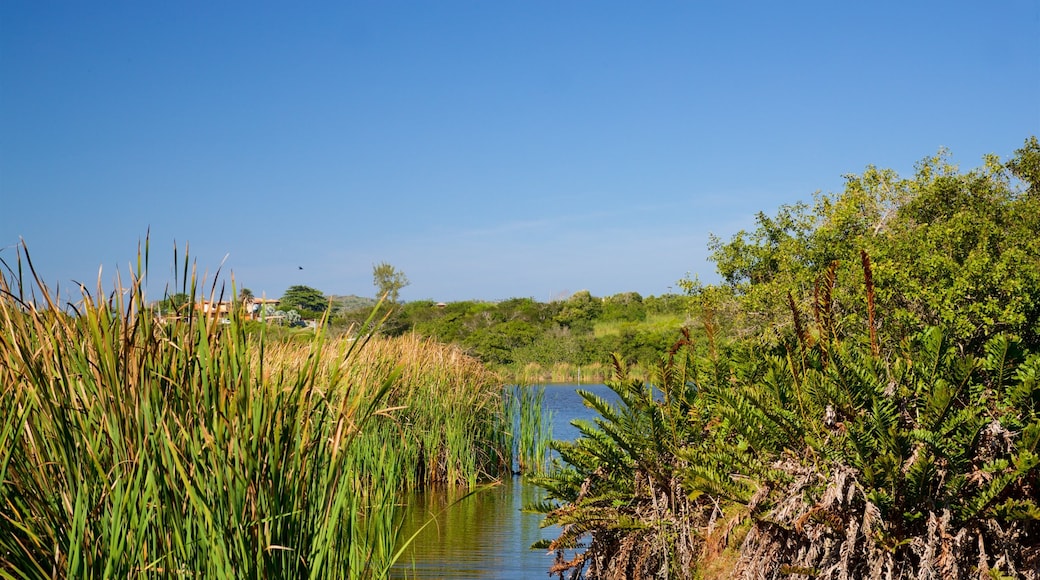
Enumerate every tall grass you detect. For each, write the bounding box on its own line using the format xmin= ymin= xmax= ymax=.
xmin=314 ymin=333 xmax=515 ymax=490
xmin=0 ymin=243 xmax=524 ymax=579
xmin=504 ymin=386 xmax=553 ymax=475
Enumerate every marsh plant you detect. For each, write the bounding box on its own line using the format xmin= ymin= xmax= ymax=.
xmin=505 ymin=385 xmax=553 ymax=475
xmin=0 ymin=242 xmax=526 ymax=579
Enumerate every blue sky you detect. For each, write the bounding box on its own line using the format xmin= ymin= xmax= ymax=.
xmin=2 ymin=1 xmax=1038 ymax=303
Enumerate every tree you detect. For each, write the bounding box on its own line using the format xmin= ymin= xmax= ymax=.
xmin=601 ymin=292 xmax=646 ymax=323
xmin=239 ymin=287 xmax=254 ymax=303
xmin=707 ymin=138 xmax=1040 ymax=351
xmin=462 ymin=320 xmax=540 ymax=365
xmin=372 ymin=262 xmax=410 ymax=304
xmin=1007 ymin=135 xmax=1040 ymax=197
xmin=554 ymin=290 xmax=603 ymax=333
xmin=278 ymin=285 xmax=328 ymax=318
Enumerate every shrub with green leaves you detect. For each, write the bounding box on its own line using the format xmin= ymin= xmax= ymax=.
xmin=533 ymin=257 xmax=1040 ymax=579
xmin=705 ymin=137 xmax=1040 ymax=352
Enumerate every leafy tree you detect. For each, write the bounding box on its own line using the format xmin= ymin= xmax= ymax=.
xmin=372 ymin=262 xmax=410 ymax=303
xmin=411 ymin=301 xmax=491 ymax=343
xmin=555 ymin=290 xmax=602 ymax=333
xmin=708 ymin=138 xmax=1040 ymax=351
xmin=601 ymin=292 xmax=646 ymax=323
xmin=494 ymin=297 xmax=557 ymax=324
xmin=1007 ymin=135 xmax=1040 ymax=197
xmin=278 ymin=285 xmax=328 ymax=318
xmin=462 ymin=320 xmax=540 ymax=365
xmin=512 ymin=327 xmax=582 ymax=367
xmin=238 ymin=287 xmax=253 ymax=303
xmin=282 ymin=309 xmax=301 ymax=326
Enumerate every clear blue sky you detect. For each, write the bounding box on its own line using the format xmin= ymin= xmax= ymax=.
xmin=2 ymin=1 xmax=1038 ymax=303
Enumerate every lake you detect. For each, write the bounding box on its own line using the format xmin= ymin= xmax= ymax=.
xmin=391 ymin=383 xmax=617 ymax=579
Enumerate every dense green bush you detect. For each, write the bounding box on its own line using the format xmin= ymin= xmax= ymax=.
xmin=535 ymin=307 xmax=1040 ymax=579
xmin=705 ymin=138 xmax=1040 ymax=352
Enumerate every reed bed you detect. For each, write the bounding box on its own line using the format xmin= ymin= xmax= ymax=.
xmin=265 ymin=333 xmax=516 ymax=490
xmin=0 ymin=245 xmax=539 ymax=579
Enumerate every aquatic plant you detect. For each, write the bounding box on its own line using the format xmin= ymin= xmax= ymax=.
xmin=0 ymin=241 xmax=517 ymax=579
xmin=504 ymin=385 xmax=553 ymax=475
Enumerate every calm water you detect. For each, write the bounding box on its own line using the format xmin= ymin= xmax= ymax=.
xmin=391 ymin=383 xmax=617 ymax=579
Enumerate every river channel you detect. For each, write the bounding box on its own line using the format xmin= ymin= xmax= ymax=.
xmin=391 ymin=383 xmax=617 ymax=579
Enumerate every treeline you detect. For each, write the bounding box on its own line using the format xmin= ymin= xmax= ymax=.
xmin=228 ymin=277 xmax=690 ymax=382
xmin=531 ymin=137 xmax=1040 ymax=578
xmin=337 ymin=291 xmax=692 ymax=383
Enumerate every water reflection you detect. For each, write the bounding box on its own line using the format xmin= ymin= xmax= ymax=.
xmin=391 ymin=478 xmax=557 ymax=579
xmin=391 ymin=384 xmax=617 ymax=579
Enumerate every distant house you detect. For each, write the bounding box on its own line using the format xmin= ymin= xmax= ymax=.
xmin=198 ymin=300 xmax=232 ymax=317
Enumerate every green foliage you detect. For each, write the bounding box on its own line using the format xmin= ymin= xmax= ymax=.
xmin=530 ymin=332 xmax=718 ymax=578
xmin=537 ymin=321 xmax=1040 ymax=577
xmin=1007 ymin=135 xmax=1040 ymax=197
xmin=601 ymin=292 xmax=647 ymax=323
xmin=372 ymin=262 xmax=409 ymax=304
xmin=643 ymin=293 xmax=690 ymax=317
xmin=535 ymin=139 xmax=1040 ymax=578
xmin=554 ymin=290 xmax=603 ymax=333
xmin=359 ymin=293 xmax=689 ymax=377
xmin=462 ymin=319 xmax=540 ymax=365
xmin=708 ymin=138 xmax=1040 ymax=351
xmin=279 ymin=284 xmax=329 ymax=318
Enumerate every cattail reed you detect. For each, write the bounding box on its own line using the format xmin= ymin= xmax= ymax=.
xmin=0 ymin=243 xmax=520 ymax=579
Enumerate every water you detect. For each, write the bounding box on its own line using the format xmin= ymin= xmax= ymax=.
xmin=391 ymin=383 xmax=617 ymax=579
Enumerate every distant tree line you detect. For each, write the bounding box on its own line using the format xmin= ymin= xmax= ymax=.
xmin=337 ymin=291 xmax=692 ymax=377
xmin=240 ymin=263 xmax=694 ymax=378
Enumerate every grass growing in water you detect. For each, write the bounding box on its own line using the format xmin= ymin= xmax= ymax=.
xmin=505 ymin=385 xmax=553 ymax=475
xmin=0 ymin=242 xmax=538 ymax=579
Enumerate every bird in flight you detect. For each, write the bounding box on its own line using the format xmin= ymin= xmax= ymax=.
xmin=298 ymin=266 xmax=304 ymax=270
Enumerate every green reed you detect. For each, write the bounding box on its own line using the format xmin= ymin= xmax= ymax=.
xmin=505 ymin=385 xmax=553 ymax=475
xmin=0 ymin=242 xmax=516 ymax=579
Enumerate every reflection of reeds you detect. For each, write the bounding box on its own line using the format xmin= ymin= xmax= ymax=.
xmin=504 ymin=362 xmax=614 ymax=385
xmin=0 ymin=243 xmax=513 ymax=578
